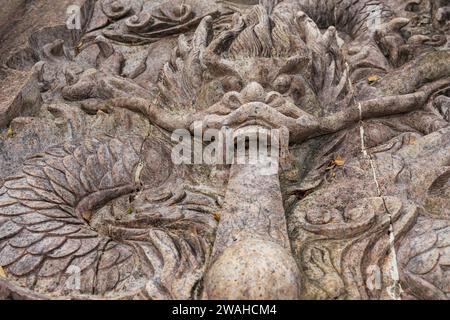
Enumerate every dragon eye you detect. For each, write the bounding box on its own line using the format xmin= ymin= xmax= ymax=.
xmin=273 ymin=74 xmax=291 ymax=94
xmin=405 ymin=1 xmax=420 ymax=12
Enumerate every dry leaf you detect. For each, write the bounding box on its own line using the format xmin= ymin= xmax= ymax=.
xmin=0 ymin=266 xmax=6 ymax=278
xmin=334 ymin=155 xmax=345 ymax=166
xmin=285 ymin=169 xmax=299 ymax=181
xmin=368 ymin=75 xmax=381 ymax=84
xmin=213 ymin=212 xmax=221 ymax=222
xmin=75 ymin=41 xmax=83 ymax=55
xmin=7 ymin=127 xmax=13 ymax=138
xmin=81 ymin=210 xmax=93 ymax=222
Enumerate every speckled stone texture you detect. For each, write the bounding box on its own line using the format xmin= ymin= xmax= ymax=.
xmin=0 ymin=0 xmax=449 ymax=300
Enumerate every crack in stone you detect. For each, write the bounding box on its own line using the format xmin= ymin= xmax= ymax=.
xmin=346 ymin=63 xmax=403 ymax=300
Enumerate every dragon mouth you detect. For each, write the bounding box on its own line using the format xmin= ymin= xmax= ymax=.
xmin=197 ymin=101 xmax=298 ymax=132
xmin=235 ymin=119 xmax=274 ymax=131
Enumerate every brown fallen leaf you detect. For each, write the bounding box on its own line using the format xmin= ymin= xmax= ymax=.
xmin=213 ymin=212 xmax=221 ymax=222
xmin=75 ymin=41 xmax=83 ymax=55
xmin=81 ymin=210 xmax=93 ymax=222
xmin=7 ymin=127 xmax=14 ymax=138
xmin=0 ymin=266 xmax=6 ymax=278
xmin=368 ymin=75 xmax=381 ymax=84
xmin=334 ymin=155 xmax=346 ymax=166
xmin=284 ymin=169 xmax=299 ymax=181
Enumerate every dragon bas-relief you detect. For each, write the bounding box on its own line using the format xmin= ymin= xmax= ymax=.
xmin=0 ymin=0 xmax=449 ymax=300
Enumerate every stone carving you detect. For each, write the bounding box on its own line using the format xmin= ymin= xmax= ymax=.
xmin=0 ymin=135 xmax=217 ymax=299
xmin=0 ymin=0 xmax=449 ymax=300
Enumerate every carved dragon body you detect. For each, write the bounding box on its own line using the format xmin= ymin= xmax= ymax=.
xmin=0 ymin=0 xmax=449 ymax=300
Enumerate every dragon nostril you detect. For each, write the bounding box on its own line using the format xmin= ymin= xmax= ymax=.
xmin=222 ymin=76 xmax=242 ymax=92
xmin=240 ymin=82 xmax=265 ymax=103
xmin=222 ymin=91 xmax=242 ymax=109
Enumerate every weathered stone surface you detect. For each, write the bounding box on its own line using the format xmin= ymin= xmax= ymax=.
xmin=204 ymin=239 xmax=301 ymax=300
xmin=0 ymin=68 xmax=42 ymax=128
xmin=0 ymin=0 xmax=449 ymax=300
xmin=0 ymin=1 xmax=26 ymax=37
